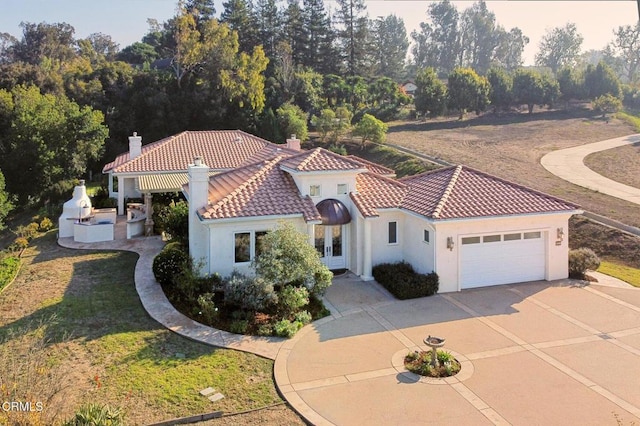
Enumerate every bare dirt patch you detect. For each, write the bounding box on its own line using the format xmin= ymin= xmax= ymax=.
xmin=386 ymin=108 xmax=640 ymax=227
xmin=583 ymin=142 xmax=640 ymax=189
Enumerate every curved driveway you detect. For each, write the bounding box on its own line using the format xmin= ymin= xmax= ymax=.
xmin=541 ymin=134 xmax=640 ymax=205
xmin=275 ymin=275 xmax=640 ymax=425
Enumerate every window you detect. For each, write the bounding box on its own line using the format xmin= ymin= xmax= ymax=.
xmin=462 ymin=236 xmax=481 ymax=245
xmin=524 ymin=231 xmax=541 ymax=239
xmin=255 ymin=231 xmax=268 ymax=257
xmin=310 ymin=185 xmax=321 ymax=197
xmin=504 ymin=233 xmax=521 ymax=241
xmin=483 ymin=235 xmax=501 ymax=243
xmin=234 ymin=232 xmax=251 ymax=263
xmin=235 ymin=231 xmax=268 ymax=263
xmin=423 ymin=230 xmax=430 ymax=244
xmin=388 ymin=221 xmax=398 ymax=244
xmin=337 ymin=183 xmax=348 ymax=195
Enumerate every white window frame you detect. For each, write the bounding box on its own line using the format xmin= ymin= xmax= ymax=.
xmin=310 ymin=184 xmax=321 ymax=197
xmin=423 ymin=229 xmax=430 ymax=244
xmin=337 ymin=183 xmax=348 ymax=195
xmin=388 ymin=221 xmax=398 ymax=245
xmin=234 ymin=230 xmax=268 ymax=265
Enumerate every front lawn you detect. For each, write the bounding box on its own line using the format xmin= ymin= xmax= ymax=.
xmin=598 ymin=261 xmax=640 ymax=288
xmin=0 ymin=231 xmax=302 ymax=425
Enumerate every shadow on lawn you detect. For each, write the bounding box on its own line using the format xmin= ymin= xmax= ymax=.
xmin=389 ymin=108 xmax=602 ymax=134
xmin=0 ymin=232 xmax=216 ymax=361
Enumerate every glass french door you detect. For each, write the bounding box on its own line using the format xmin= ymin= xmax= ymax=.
xmin=314 ymin=225 xmax=346 ymax=270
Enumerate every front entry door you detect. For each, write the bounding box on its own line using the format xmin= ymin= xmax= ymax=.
xmin=314 ymin=225 xmax=346 ymax=270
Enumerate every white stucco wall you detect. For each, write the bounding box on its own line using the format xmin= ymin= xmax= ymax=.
xmin=370 ymin=210 xmax=405 ymax=266
xmin=432 ymin=212 xmax=574 ymax=293
xmin=204 ymin=217 xmax=308 ymax=277
xmin=402 ymin=213 xmax=436 ymax=274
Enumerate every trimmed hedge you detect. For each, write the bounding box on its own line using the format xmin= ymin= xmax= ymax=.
xmin=372 ymin=262 xmax=439 ymax=300
xmin=568 ymin=247 xmax=601 ymax=279
xmin=152 ymin=245 xmax=189 ymax=286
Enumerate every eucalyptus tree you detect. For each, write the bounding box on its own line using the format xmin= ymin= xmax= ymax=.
xmin=411 ymin=0 xmax=460 ymax=76
xmin=535 ymin=23 xmax=583 ymax=74
xmin=371 ymin=15 xmax=409 ymax=80
xmin=606 ymin=22 xmax=640 ymax=83
xmin=458 ymin=0 xmax=500 ymax=74
xmin=494 ymin=28 xmax=529 ymax=72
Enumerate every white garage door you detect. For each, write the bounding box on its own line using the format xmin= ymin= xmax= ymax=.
xmin=460 ymin=231 xmax=546 ymax=289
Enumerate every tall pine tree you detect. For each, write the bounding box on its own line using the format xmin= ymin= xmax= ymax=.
xmin=220 ymin=0 xmax=259 ymax=53
xmin=334 ymin=0 xmax=370 ymax=76
xmin=301 ymin=0 xmax=339 ymax=74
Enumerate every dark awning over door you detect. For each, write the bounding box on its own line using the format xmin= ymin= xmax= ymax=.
xmin=316 ymin=198 xmax=351 ymax=225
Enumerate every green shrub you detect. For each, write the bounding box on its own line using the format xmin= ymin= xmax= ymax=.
xmin=223 ymin=272 xmax=278 ymax=312
xmin=39 ymin=217 xmax=53 ymax=232
xmin=273 ymin=319 xmax=303 ymax=338
xmin=158 ymin=201 xmax=189 ymax=243
xmin=256 ymin=323 xmax=274 ymax=336
xmin=63 ymin=403 xmax=124 ymax=426
xmin=294 ymin=310 xmax=312 ymax=325
xmin=152 ymin=245 xmax=189 ymax=286
xmin=91 ymin=186 xmax=117 ymax=208
xmin=0 ymin=256 xmax=20 ymax=292
xmin=229 ymin=320 xmax=250 ymax=334
xmin=327 ymin=143 xmax=347 ymax=156
xmin=277 ymin=285 xmax=309 ymax=317
xmin=196 ymin=293 xmax=219 ymax=324
xmin=569 ymin=247 xmax=601 ymax=278
xmin=372 ymin=262 xmax=439 ymax=300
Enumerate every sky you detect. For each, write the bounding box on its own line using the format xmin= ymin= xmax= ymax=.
xmin=0 ymin=0 xmax=638 ymax=65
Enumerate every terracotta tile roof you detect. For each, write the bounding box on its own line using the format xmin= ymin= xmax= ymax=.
xmin=346 ymin=155 xmax=396 ymax=176
xmin=103 ymin=130 xmax=297 ymax=174
xmin=400 ymin=166 xmax=580 ymax=219
xmin=280 ymin=148 xmax=368 ymax=172
xmin=351 ymin=173 xmax=408 ymax=217
xmin=196 ymin=157 xmax=321 ymax=222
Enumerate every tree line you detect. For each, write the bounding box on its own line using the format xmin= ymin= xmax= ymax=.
xmin=0 ymin=0 xmax=639 ymax=219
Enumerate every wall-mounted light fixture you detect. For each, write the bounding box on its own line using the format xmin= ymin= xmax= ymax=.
xmin=557 ymin=227 xmax=564 ymax=240
xmin=446 ymin=237 xmax=455 ymax=251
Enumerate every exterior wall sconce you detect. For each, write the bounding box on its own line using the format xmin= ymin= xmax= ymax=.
xmin=556 ymin=227 xmax=564 ymax=246
xmin=446 ymin=237 xmax=455 ymax=251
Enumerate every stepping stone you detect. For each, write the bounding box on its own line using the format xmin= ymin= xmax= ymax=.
xmin=208 ymin=393 xmax=225 ymax=402
xmin=199 ymin=387 xmax=216 ymax=396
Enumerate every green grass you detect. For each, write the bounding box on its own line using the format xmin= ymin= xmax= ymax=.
xmin=0 ymin=232 xmax=282 ymax=424
xmin=616 ymin=111 xmax=640 ymax=132
xmin=598 ymin=261 xmax=640 ymax=288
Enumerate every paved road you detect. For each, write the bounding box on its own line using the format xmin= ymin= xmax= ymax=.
xmin=541 ymin=134 xmax=640 ymax=205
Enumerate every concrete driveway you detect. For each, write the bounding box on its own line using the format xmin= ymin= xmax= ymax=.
xmin=275 ymin=274 xmax=640 ymax=425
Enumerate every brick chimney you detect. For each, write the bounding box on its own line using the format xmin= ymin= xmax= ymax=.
xmin=286 ymin=134 xmax=301 ymax=151
xmin=188 ymin=156 xmax=209 ymax=274
xmin=129 ymin=132 xmax=142 ymax=160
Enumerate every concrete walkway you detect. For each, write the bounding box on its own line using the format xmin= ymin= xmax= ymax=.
xmin=276 ymin=274 xmax=640 ymax=425
xmin=541 ymin=134 xmax=640 ymax=205
xmin=57 ymin=221 xmax=284 ymax=360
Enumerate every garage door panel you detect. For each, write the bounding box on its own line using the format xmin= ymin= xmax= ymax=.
xmin=461 ymin=235 xmax=546 ymax=289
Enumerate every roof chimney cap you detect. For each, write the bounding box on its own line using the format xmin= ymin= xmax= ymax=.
xmin=194 ymin=156 xmax=203 ymax=166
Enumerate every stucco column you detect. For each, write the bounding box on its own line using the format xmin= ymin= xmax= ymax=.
xmin=307 ymin=223 xmax=315 ymax=246
xmin=108 ymin=172 xmax=114 ymax=198
xmin=144 ymin=193 xmax=154 ymax=236
xmin=361 ymin=219 xmax=373 ymax=281
xmin=117 ymin=176 xmax=125 ymax=216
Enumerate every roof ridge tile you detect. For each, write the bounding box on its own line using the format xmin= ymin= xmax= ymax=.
xmin=431 ymin=165 xmax=462 ymax=219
